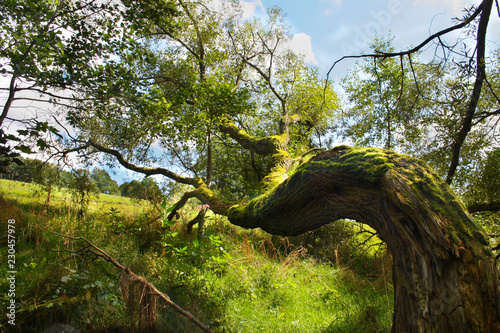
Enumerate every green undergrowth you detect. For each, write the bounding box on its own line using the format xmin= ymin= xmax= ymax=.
xmin=0 ymin=179 xmax=393 ymax=332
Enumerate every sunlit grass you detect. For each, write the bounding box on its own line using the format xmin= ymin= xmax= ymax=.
xmin=208 ymin=244 xmax=393 ymax=333
xmin=0 ymin=179 xmax=393 ymax=332
xmin=0 ymin=178 xmax=145 ymax=216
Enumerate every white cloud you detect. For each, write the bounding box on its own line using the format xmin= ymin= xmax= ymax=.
xmin=287 ymin=33 xmax=318 ymax=65
xmin=240 ymin=0 xmax=264 ymax=19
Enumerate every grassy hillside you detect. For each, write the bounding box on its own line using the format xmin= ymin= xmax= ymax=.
xmin=0 ymin=179 xmax=393 ymax=332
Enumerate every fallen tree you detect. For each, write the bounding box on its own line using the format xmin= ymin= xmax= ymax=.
xmin=52 ymin=232 xmax=214 ymax=333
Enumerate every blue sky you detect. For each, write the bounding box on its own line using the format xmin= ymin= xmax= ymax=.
xmin=245 ymin=0 xmax=498 ymax=80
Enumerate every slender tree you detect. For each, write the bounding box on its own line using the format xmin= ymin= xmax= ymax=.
xmin=329 ymin=0 xmax=498 ymax=188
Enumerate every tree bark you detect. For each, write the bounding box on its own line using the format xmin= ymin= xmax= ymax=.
xmin=446 ymin=0 xmax=493 ymax=184
xmin=219 ymin=117 xmax=285 ymax=156
xmin=226 ymin=145 xmax=500 ymax=332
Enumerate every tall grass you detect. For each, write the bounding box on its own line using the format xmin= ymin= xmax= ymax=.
xmin=0 ymin=179 xmax=393 ymax=332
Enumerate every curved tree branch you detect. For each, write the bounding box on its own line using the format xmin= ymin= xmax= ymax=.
xmin=87 ymin=140 xmax=232 ymax=218
xmin=218 ymin=117 xmax=285 ymax=156
xmin=87 ymin=139 xmax=199 ymax=186
xmin=446 ymin=0 xmax=493 ymax=184
xmin=326 ymin=1 xmax=485 ymax=79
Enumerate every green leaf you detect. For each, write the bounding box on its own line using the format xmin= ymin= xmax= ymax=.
xmin=162 ymin=219 xmax=176 ymax=227
xmin=164 ymin=204 xmax=176 ymax=214
xmin=61 ymin=275 xmax=72 ymax=283
xmin=18 ymin=145 xmax=33 ymax=154
xmin=160 ymin=199 xmax=168 ymax=210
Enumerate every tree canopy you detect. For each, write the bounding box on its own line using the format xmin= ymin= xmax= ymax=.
xmin=92 ymin=168 xmax=120 ymax=195
xmin=63 ymin=0 xmax=339 ymax=205
xmin=0 ymin=0 xmax=134 ymax=167
xmin=120 ymin=177 xmax=163 ymax=201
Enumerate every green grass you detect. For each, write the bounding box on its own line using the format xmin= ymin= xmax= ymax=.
xmin=0 ymin=178 xmax=144 ymax=214
xmin=214 ymin=256 xmax=392 ymax=332
xmin=0 ymin=179 xmax=393 ymax=332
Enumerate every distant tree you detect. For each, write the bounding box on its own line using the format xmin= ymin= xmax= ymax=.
xmin=340 ymin=36 xmax=438 ymax=151
xmin=0 ymin=157 xmax=69 ymax=189
xmin=91 ymin=168 xmax=120 ymax=195
xmin=340 ymin=36 xmax=497 ymax=190
xmin=120 ymin=180 xmax=140 ymax=199
xmin=1 ymin=157 xmax=63 ymax=207
xmin=140 ymin=177 xmax=163 ymax=202
xmin=331 ymin=1 xmax=499 ymax=188
xmin=69 ymin=169 xmax=98 ymax=217
xmin=120 ymin=177 xmax=163 ymax=202
xmin=29 ymin=159 xmax=61 ymax=208
xmin=59 ymin=168 xmax=74 ymax=188
xmin=0 ymin=156 xmax=30 ymax=181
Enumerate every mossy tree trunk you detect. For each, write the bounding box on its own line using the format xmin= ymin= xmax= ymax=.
xmin=88 ymin=137 xmax=500 ymax=331
xmin=226 ymin=146 xmax=500 ymax=332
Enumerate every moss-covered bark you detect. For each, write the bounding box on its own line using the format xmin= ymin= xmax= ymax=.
xmin=219 ymin=118 xmax=287 ymax=156
xmin=226 ymin=146 xmax=500 ymax=332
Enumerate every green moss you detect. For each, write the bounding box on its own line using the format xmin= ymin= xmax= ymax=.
xmin=269 ymin=133 xmax=288 ymax=146
xmin=198 ymin=185 xmax=213 ymax=198
xmin=229 ymin=146 xmax=401 ymax=230
xmin=271 ymin=149 xmax=290 ymax=164
xmin=297 ymin=146 xmax=397 ymax=185
xmin=446 ymin=224 xmax=461 ymax=245
xmin=261 ymin=164 xmax=288 ymax=193
xmin=227 ymin=190 xmax=275 ymax=229
xmin=228 ymin=146 xmax=491 ymax=256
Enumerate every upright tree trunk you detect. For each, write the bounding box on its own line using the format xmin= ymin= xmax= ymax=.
xmin=226 ymin=146 xmax=500 ymax=332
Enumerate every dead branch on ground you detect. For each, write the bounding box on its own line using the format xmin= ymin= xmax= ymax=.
xmin=51 ymin=232 xmax=214 ymax=333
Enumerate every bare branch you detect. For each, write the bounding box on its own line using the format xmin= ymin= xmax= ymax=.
xmin=446 ymin=0 xmax=493 ymax=184
xmin=51 ymin=232 xmax=214 ymax=333
xmin=326 ymin=1 xmax=485 ymax=80
xmin=167 ymin=189 xmax=205 ymax=220
xmin=87 ymin=139 xmax=199 ymax=186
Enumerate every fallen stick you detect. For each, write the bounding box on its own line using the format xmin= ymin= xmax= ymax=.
xmin=51 ymin=232 xmax=214 ymax=333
